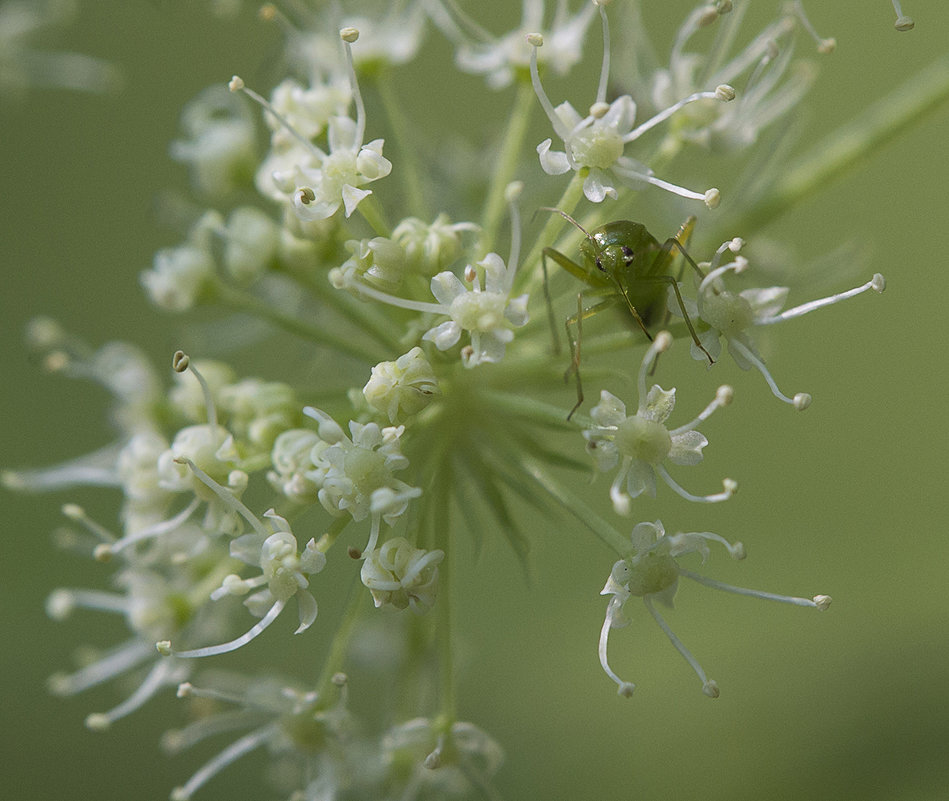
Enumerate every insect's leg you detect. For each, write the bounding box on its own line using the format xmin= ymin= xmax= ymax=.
xmin=637 ymin=272 xmax=714 ymax=364
xmin=564 ymin=292 xmax=583 ymax=420
xmin=541 ymin=249 xmax=562 ymax=355
xmin=563 ymin=296 xmax=622 ymax=420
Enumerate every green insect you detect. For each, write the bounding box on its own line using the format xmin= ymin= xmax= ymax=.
xmin=541 ymin=211 xmax=714 ymax=419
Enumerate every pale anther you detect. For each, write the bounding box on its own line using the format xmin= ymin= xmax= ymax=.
xmin=814 ymin=595 xmax=833 ymax=610
xmin=526 ymin=32 xmax=543 ymax=48
xmin=340 ymin=27 xmax=359 ymax=43
xmin=227 ymin=75 xmax=244 ymax=92
xmin=172 ymin=350 xmax=189 ymax=372
xmin=715 ymin=84 xmax=736 ymax=102
xmin=793 ymin=393 xmax=812 ymax=411
xmin=704 ymin=188 xmax=721 ymax=209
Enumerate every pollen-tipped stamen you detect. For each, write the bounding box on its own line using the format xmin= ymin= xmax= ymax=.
xmin=636 ymin=331 xmax=673 ymax=413
xmin=160 ymin=598 xmax=287 ymax=659
xmin=228 ymin=76 xmax=323 ymax=161
xmin=623 ymin=86 xmax=735 ymax=143
xmin=48 ymin=639 xmax=154 ymax=696
xmin=679 ymin=568 xmax=832 ymax=610
xmin=756 ymin=274 xmax=885 ymax=325
xmin=656 ymin=466 xmax=736 ymax=504
xmin=528 ymin=34 xmax=572 ymax=142
xmin=726 ymin=337 xmax=810 ymax=409
xmin=643 ymin=595 xmax=719 ymax=697
xmin=669 ymin=384 xmax=733 ymax=436
xmin=96 ymin=498 xmax=201 ymax=561
xmin=84 ymin=658 xmax=185 ymax=731
xmin=892 ymin=2 xmax=914 ymax=31
xmin=790 ymin=0 xmax=836 ymax=53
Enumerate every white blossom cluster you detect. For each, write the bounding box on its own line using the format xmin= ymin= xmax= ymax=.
xmin=4 ymin=0 xmax=919 ymax=798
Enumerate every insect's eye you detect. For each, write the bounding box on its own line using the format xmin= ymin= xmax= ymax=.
xmin=595 ymin=256 xmax=605 ymax=272
xmin=621 ymin=246 xmax=635 ymax=265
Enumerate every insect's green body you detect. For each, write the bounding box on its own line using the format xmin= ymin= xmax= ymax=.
xmin=578 ymin=220 xmax=669 ymax=328
xmin=541 ymin=214 xmax=711 ymax=418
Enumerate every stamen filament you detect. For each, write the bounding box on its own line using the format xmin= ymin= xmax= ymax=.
xmin=623 ymin=90 xmax=726 ymax=143
xmin=643 ymin=595 xmax=718 ymax=697
xmin=170 ymin=725 xmax=275 ymax=801
xmin=102 ymin=498 xmax=200 ymax=558
xmin=528 ymin=35 xmax=572 ymax=141
xmin=48 ymin=639 xmax=154 ymax=696
xmin=669 ymin=385 xmax=732 ymax=435
xmin=174 ymin=458 xmax=268 ymax=538
xmin=656 ymin=465 xmax=735 ymax=504
xmin=228 ymin=77 xmax=323 ymax=160
xmin=726 ymin=337 xmax=807 ymax=408
xmin=595 ymin=1 xmax=611 ymax=105
xmin=341 ymin=276 xmax=445 ymax=315
xmin=637 ymin=332 xmax=672 ymax=413
xmin=166 ymin=598 xmax=287 ymax=659
xmin=85 ymin=658 xmax=183 ymax=730
xmin=679 ymin=568 xmax=830 ymax=608
xmin=756 ymin=274 xmax=885 ymax=325
xmin=598 ymin=596 xmax=635 ymax=697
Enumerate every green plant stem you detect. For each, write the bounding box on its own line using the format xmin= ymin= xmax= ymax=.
xmin=358 ymin=193 xmax=391 ymax=238
xmin=285 ymin=267 xmax=402 ymax=352
xmin=315 ymin=574 xmax=365 ymax=698
xmin=375 ymin=69 xmax=429 ymax=219
xmin=481 ymin=81 xmax=536 ymax=253
xmin=517 ymin=169 xmax=587 ymax=294
xmin=737 ymin=50 xmax=949 ymax=233
xmin=215 ymin=282 xmax=381 ymax=363
xmin=522 ymin=459 xmax=630 ymax=555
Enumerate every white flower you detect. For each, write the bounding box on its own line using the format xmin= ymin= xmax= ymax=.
xmin=528 ymin=5 xmax=731 ymax=206
xmin=583 ymin=333 xmax=736 ymax=513
xmin=170 ymin=86 xmax=257 ymax=196
xmin=159 ymin=501 xmax=326 ymax=659
xmin=361 ymin=536 xmax=444 ymax=612
xmin=422 ymin=253 xmax=530 ymax=366
xmin=336 ymin=187 xmax=529 ymax=367
xmin=382 ymin=718 xmax=504 ymax=793
xmin=268 ymin=428 xmax=326 ymax=504
xmin=291 ymin=115 xmax=392 ymax=220
xmin=598 ymin=520 xmax=830 ymax=697
xmin=303 ymin=407 xmax=421 ymax=554
xmin=429 ymin=0 xmax=595 ymax=89
xmin=141 ymin=212 xmax=221 ymax=313
xmin=392 ymin=213 xmax=476 ymax=275
xmin=670 ymin=247 xmax=885 ymax=408
xmin=363 ymin=347 xmax=439 ymax=423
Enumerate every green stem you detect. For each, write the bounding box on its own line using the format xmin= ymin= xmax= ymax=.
xmin=315 ymin=574 xmax=365 ymax=697
xmin=517 ymin=169 xmax=587 ymax=294
xmin=481 ymin=81 xmax=536 ymax=253
xmin=284 ymin=267 xmax=402 ymax=353
xmin=215 ymin=282 xmax=381 ymax=363
xmin=482 ymin=389 xmax=578 ymax=431
xmin=737 ymin=50 xmax=949 ymax=233
xmin=358 ymin=193 xmax=391 ymax=238
xmin=523 ymin=459 xmax=630 ymax=555
xmin=375 ymin=69 xmax=429 ymax=219
xmin=436 ymin=474 xmax=456 ymax=727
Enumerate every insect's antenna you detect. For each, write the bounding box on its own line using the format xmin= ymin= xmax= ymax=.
xmin=536 ymin=207 xmax=600 ymax=253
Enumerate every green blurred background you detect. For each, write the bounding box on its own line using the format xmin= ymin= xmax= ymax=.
xmin=2 ymin=1 xmax=948 ymax=799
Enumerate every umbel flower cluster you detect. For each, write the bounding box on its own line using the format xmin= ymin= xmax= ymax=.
xmin=5 ymin=1 xmax=928 ymax=798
